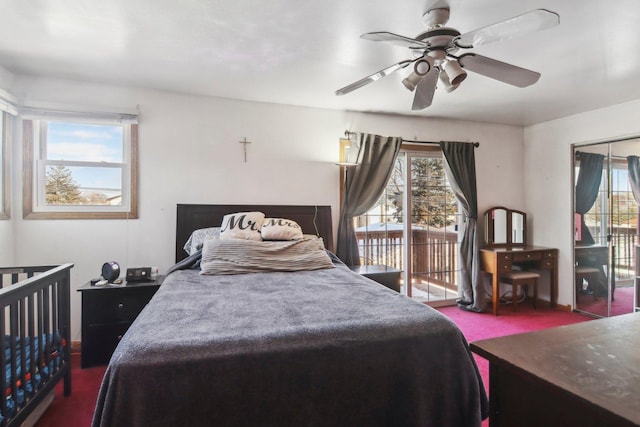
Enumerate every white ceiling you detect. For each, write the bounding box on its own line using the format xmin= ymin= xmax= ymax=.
xmin=1 ymin=0 xmax=640 ymax=126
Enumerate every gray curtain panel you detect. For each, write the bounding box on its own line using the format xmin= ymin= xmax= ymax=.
xmin=627 ymin=156 xmax=640 ymax=204
xmin=575 ymin=152 xmax=604 ymax=245
xmin=440 ymin=141 xmax=483 ymax=312
xmin=336 ymin=133 xmax=402 ymax=266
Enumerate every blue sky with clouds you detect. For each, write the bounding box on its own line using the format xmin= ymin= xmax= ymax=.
xmin=46 ymin=121 xmax=123 ymax=189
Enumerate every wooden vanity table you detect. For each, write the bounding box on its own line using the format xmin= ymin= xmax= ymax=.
xmin=481 ymin=207 xmax=558 ymax=315
xmin=481 ymin=246 xmax=558 ymax=315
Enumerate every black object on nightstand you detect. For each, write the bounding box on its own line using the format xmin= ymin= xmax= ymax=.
xmin=349 ymin=265 xmax=402 ymax=292
xmin=78 ymin=277 xmax=164 ymax=368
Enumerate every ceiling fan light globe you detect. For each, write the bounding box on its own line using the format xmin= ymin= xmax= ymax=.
xmin=443 ymin=60 xmax=467 ymax=86
xmin=438 ymin=71 xmax=458 ymax=93
xmin=414 ymin=59 xmax=431 ymax=76
xmin=402 ymin=72 xmax=424 ymax=91
xmin=449 ymin=72 xmax=466 ymax=86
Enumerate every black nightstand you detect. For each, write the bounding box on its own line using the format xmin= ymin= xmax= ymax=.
xmin=78 ymin=277 xmax=163 ymax=368
xmin=349 ymin=265 xmax=402 ymax=292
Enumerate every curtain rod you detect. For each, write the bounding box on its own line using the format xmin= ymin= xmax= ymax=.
xmin=344 ymin=131 xmax=479 ymax=147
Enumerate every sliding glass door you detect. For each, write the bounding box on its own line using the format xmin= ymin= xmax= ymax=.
xmin=355 ymin=148 xmax=461 ymax=305
xmin=573 ymin=139 xmax=640 ymax=317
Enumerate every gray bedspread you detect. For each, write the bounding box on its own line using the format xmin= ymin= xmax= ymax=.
xmin=92 ymin=263 xmax=488 ymax=427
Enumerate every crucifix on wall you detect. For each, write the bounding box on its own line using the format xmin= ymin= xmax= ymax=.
xmin=239 ymin=137 xmax=252 ymax=163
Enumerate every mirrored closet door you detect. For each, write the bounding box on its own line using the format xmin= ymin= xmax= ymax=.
xmin=573 ymin=137 xmax=640 ymax=317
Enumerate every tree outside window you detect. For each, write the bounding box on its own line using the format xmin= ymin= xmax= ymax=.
xmin=46 ymin=165 xmax=82 ymax=205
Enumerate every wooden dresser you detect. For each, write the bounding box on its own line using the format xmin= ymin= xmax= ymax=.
xmin=471 ymin=313 xmax=640 ymax=427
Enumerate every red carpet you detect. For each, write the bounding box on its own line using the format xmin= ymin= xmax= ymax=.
xmin=34 ymin=354 xmax=106 ymax=427
xmin=34 ymin=305 xmax=592 ymax=426
xmin=574 ymin=285 xmax=635 ymax=316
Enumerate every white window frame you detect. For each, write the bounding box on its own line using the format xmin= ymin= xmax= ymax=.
xmin=0 ymin=112 xmax=9 ymax=220
xmin=23 ymin=112 xmax=138 ymax=219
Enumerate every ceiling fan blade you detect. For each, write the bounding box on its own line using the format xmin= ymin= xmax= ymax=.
xmin=361 ymin=32 xmax=428 ymax=49
xmin=457 ymin=53 xmax=540 ymax=87
xmin=454 ymin=9 xmax=559 ymax=49
xmin=335 ymin=59 xmax=414 ymax=96
xmin=412 ymin=67 xmax=439 ymax=110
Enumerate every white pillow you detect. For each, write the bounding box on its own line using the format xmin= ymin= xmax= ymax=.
xmin=261 ymin=218 xmax=303 ymax=241
xmin=219 ymin=211 xmax=265 ymax=241
xmin=183 ymin=227 xmax=221 ymax=255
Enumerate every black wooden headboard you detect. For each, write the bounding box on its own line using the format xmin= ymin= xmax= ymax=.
xmin=175 ymin=204 xmax=334 ymax=262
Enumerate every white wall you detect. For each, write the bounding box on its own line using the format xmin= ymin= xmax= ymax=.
xmin=9 ymin=75 xmax=524 ymax=342
xmin=524 ymin=98 xmax=640 ymax=307
xmin=0 ymin=66 xmax=15 ymax=266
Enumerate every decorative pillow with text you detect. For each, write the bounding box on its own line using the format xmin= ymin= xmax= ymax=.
xmin=219 ymin=211 xmax=265 ymax=241
xmin=261 ymin=218 xmax=304 ymax=241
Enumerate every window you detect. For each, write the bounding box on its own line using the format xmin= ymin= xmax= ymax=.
xmin=0 ymin=112 xmax=9 ymax=220
xmin=23 ymin=112 xmax=138 ymax=219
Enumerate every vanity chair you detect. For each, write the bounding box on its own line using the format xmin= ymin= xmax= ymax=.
xmin=480 ymin=207 xmax=558 ymax=315
xmin=500 ymin=270 xmax=539 ymax=311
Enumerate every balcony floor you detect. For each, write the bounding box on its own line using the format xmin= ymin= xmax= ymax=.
xmin=402 ymin=280 xmax=459 ymax=305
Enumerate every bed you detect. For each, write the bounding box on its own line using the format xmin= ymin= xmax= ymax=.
xmin=92 ymin=204 xmax=488 ymax=427
xmin=0 ymin=264 xmax=73 ymax=427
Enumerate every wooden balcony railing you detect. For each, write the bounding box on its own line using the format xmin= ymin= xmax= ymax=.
xmin=588 ymin=225 xmax=638 ymax=280
xmin=357 ymin=224 xmax=638 ymax=290
xmin=355 ymin=227 xmax=459 ymax=289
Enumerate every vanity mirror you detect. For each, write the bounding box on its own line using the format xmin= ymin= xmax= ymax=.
xmin=480 ymin=207 xmax=558 ymax=315
xmin=483 ymin=206 xmax=526 ymax=247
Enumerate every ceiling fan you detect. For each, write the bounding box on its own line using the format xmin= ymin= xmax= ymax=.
xmin=335 ymin=3 xmax=560 ymax=110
